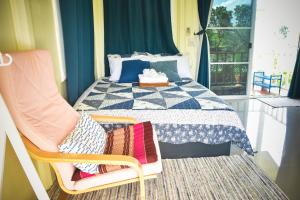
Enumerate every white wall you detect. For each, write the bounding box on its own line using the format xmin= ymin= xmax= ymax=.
xmin=252 ymin=0 xmax=300 ymax=88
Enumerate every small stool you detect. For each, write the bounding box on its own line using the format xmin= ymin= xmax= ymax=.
xmin=253 ymin=72 xmax=282 ymax=94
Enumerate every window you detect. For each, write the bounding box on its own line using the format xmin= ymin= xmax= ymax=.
xmin=208 ymin=0 xmax=254 ymax=95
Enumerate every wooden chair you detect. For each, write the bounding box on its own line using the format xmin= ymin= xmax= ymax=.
xmin=0 ymin=50 xmax=162 ymax=200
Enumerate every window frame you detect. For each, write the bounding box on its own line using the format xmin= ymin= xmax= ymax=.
xmin=207 ymin=0 xmax=257 ymax=98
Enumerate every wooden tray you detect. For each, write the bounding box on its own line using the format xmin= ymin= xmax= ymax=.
xmin=139 ymin=82 xmax=169 ymax=87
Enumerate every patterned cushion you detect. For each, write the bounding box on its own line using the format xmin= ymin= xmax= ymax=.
xmin=71 ymin=121 xmax=158 ymax=181
xmin=58 ymin=113 xmax=106 ymax=174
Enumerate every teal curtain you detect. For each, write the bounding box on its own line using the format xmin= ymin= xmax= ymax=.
xmin=196 ymin=0 xmax=212 ymax=88
xmin=59 ymin=0 xmax=95 ymax=105
xmin=288 ymin=48 xmax=300 ymax=98
xmin=103 ymin=0 xmax=178 ymax=76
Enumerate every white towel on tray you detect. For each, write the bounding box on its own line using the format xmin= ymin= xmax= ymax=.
xmin=139 ymin=69 xmax=168 ymax=83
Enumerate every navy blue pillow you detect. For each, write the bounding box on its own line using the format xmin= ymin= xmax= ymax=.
xmin=119 ymin=60 xmax=150 ymax=83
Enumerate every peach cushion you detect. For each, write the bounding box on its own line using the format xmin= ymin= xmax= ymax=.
xmin=0 ymin=50 xmax=79 ymax=189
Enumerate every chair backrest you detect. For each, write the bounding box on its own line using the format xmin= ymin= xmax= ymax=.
xmin=0 ymin=50 xmax=79 ymax=152
xmin=0 ymin=50 xmax=80 ymax=190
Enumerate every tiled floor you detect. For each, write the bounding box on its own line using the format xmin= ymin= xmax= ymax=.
xmin=226 ymin=98 xmax=300 ymax=200
xmin=250 ymin=86 xmax=288 ymax=97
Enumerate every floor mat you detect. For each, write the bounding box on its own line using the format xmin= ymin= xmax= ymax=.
xmin=48 ymin=155 xmax=288 ymax=200
xmin=256 ymin=97 xmax=300 ymax=108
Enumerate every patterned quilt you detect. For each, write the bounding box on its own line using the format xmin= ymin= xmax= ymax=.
xmin=74 ymin=78 xmax=254 ymax=155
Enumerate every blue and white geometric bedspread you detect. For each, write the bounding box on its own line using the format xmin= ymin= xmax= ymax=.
xmin=74 ymin=78 xmax=254 ymax=155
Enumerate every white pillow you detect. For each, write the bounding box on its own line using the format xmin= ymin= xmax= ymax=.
xmin=58 ymin=113 xmax=106 ymax=174
xmin=151 ymin=55 xmax=192 ymax=78
xmin=108 ymin=54 xmax=192 ymax=81
xmin=107 ymin=54 xmax=121 ymax=75
xmin=177 ymin=55 xmax=192 ymax=78
xmin=108 ymin=55 xmax=151 ymax=82
xmin=107 ymin=54 xmax=121 ymax=58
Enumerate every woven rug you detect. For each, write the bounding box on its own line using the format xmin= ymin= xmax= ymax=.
xmin=48 ymin=155 xmax=288 ymax=200
xmin=257 ymin=97 xmax=300 ymax=108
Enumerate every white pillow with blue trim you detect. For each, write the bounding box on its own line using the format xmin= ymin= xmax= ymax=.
xmin=58 ymin=113 xmax=106 ymax=174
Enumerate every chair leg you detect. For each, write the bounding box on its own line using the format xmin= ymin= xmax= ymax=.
xmin=139 ymin=176 xmax=146 ymax=200
xmin=57 ymin=190 xmax=69 ymax=200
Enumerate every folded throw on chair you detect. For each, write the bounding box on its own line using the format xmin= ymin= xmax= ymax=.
xmin=72 ymin=121 xmax=158 ymax=181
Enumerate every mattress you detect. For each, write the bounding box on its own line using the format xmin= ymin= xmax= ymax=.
xmin=74 ymin=78 xmax=253 ymax=155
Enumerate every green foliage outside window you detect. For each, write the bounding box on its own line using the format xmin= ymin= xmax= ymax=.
xmin=208 ymin=4 xmax=252 ymax=63
xmin=208 ymin=1 xmax=252 ymax=95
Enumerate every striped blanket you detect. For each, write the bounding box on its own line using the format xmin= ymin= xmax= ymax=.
xmin=72 ymin=121 xmax=157 ymax=181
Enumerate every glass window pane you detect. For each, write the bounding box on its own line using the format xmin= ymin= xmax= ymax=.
xmin=208 ymin=29 xmax=251 ymax=62
xmin=210 ymin=64 xmax=248 ymax=95
xmin=209 ymin=0 xmax=252 ymax=27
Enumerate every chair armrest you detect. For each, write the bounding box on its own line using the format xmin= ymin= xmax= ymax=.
xmin=21 ymin=136 xmax=142 ymax=168
xmin=91 ymin=114 xmax=138 ymax=124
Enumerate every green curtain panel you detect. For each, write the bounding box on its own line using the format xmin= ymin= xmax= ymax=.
xmin=288 ymin=48 xmax=300 ymax=99
xmin=103 ymin=0 xmax=178 ymax=76
xmin=196 ymin=0 xmax=212 ymax=88
xmin=59 ymin=0 xmax=95 ymax=105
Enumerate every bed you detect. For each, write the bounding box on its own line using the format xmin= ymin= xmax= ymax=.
xmin=74 ymin=77 xmax=253 ymax=158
